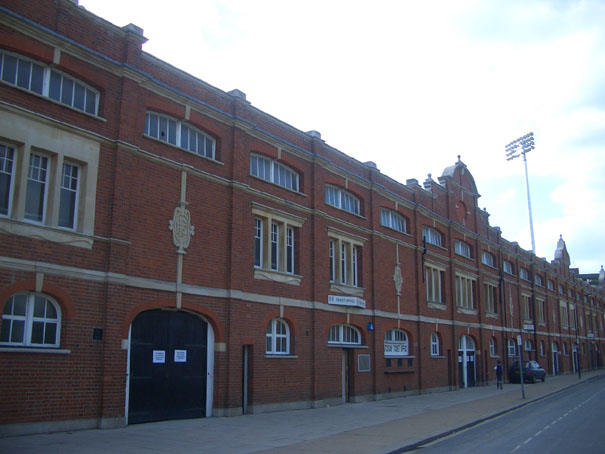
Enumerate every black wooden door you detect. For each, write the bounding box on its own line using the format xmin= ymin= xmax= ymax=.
xmin=129 ymin=310 xmax=207 ymax=424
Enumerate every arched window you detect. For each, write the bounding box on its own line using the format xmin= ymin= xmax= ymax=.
xmin=328 ymin=324 xmax=361 ymax=345
xmin=1 ymin=293 xmax=61 ymax=347
xmin=489 ymin=337 xmax=497 ymax=356
xmin=524 ymin=339 xmax=533 ymax=351
xmin=540 ymin=340 xmax=546 ymax=356
xmin=507 ymin=339 xmax=516 ymax=356
xmin=430 ymin=332 xmax=440 ymax=357
xmin=266 ymin=318 xmax=290 ymax=354
xmin=384 ymin=329 xmax=409 ymax=357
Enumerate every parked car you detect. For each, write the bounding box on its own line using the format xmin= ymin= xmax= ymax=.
xmin=510 ymin=360 xmax=546 ymax=383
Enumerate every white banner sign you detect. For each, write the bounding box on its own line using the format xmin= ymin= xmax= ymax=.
xmin=328 ymin=295 xmax=366 ymax=308
xmin=153 ymin=350 xmax=166 ymax=364
xmin=174 ymin=350 xmax=187 ymax=363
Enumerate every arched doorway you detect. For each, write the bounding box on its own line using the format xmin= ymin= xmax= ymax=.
xmin=458 ymin=335 xmax=476 ymax=388
xmin=128 ymin=309 xmax=210 ymax=424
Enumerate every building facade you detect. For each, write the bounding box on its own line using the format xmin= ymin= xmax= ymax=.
xmin=1 ymin=0 xmax=603 ymax=436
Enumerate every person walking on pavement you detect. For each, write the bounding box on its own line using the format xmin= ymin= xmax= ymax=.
xmin=495 ymin=360 xmax=503 ymax=389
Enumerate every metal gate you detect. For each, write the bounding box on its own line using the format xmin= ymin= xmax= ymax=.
xmin=128 ymin=309 xmax=207 ymax=424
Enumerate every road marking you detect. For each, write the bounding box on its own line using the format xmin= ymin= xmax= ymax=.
xmin=523 ymin=437 xmax=533 ymax=445
xmin=535 ymin=430 xmax=542 ymax=436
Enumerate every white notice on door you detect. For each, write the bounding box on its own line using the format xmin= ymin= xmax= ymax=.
xmin=153 ymin=350 xmax=166 ymax=364
xmin=174 ymin=349 xmax=187 ymax=363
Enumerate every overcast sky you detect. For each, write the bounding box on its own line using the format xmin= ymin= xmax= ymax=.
xmin=81 ymin=0 xmax=605 ymax=274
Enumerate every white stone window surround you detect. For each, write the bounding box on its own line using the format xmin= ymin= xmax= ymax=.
xmin=328 ymin=226 xmax=366 ymax=297
xmin=455 ymin=272 xmax=477 ymax=313
xmin=0 ymin=108 xmax=99 ymax=249
xmin=252 ymin=202 xmax=304 ymax=285
xmin=425 ymin=262 xmax=446 ymax=308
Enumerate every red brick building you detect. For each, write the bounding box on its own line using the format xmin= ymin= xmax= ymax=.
xmin=1 ymin=0 xmax=603 ymax=436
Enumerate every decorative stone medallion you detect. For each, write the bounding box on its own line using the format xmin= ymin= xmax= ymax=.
xmin=169 ymin=204 xmax=194 ymax=253
xmin=393 ymin=263 xmax=403 ymax=296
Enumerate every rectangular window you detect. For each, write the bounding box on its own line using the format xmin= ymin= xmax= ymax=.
xmin=380 ymin=208 xmax=407 ymax=233
xmin=286 ymin=227 xmax=294 ymax=274
xmin=58 ymin=163 xmax=79 ymax=229
xmin=535 ymin=274 xmax=543 ymax=286
xmin=455 ymin=274 xmax=476 ymax=310
xmin=484 ymin=283 xmax=497 ymax=314
xmin=537 ymin=299 xmax=545 ymax=323
xmin=0 ymin=144 xmax=15 ymax=216
xmin=329 ymin=234 xmax=362 ymax=288
xmin=522 ymin=294 xmax=532 ymax=321
xmin=254 ymin=218 xmax=263 ymax=267
xmin=569 ymin=304 xmax=576 ymax=330
xmin=503 ymin=260 xmax=514 ymax=275
xmin=520 ymin=268 xmax=530 ymax=280
xmin=560 ymin=302 xmax=569 ymax=328
xmin=252 ymin=204 xmax=303 ymax=279
xmin=25 ymin=153 xmax=48 ymax=223
xmin=426 ymin=265 xmax=444 ymax=304
xmin=271 ymin=222 xmax=279 ymax=271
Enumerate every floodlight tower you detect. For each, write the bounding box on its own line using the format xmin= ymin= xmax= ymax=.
xmin=505 ymin=132 xmax=536 ymax=253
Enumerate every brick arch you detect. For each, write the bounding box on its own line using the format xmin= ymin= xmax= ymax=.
xmin=122 ymin=298 xmax=225 ymax=343
xmin=0 ymin=280 xmax=75 ymax=319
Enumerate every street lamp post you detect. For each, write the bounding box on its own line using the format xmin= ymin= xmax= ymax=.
xmin=505 ymin=132 xmax=536 ymax=253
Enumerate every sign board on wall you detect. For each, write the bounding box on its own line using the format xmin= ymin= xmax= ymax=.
xmin=328 ymin=295 xmax=366 ymax=309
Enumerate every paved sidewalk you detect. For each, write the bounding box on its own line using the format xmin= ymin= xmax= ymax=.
xmin=1 ymin=371 xmax=602 ymax=454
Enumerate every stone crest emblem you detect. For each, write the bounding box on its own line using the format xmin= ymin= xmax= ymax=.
xmin=169 ymin=204 xmax=194 ymax=253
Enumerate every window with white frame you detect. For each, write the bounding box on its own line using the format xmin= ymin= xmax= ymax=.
xmin=522 ymin=294 xmax=532 ymax=321
xmin=455 ymin=274 xmax=476 ymax=310
xmin=508 ymin=339 xmax=516 ymax=356
xmin=145 ymin=111 xmax=215 ymax=159
xmin=481 ymin=251 xmax=494 ymax=267
xmin=490 ymin=337 xmax=496 ymax=356
xmin=380 ymin=208 xmax=407 ymax=234
xmin=0 ymin=109 xmax=99 ymax=247
xmin=384 ymin=329 xmax=409 ymax=357
xmin=568 ymin=289 xmax=574 ymax=298
xmin=431 ymin=332 xmax=440 ymax=356
xmin=252 ymin=203 xmax=304 ymax=284
xmin=328 ymin=324 xmax=361 ymax=345
xmin=520 ymin=268 xmax=530 ymax=281
xmin=524 ymin=339 xmax=533 ymax=351
xmin=250 ymin=153 xmax=299 ymax=192
xmin=328 ymin=228 xmax=364 ymax=291
xmin=422 ymin=226 xmax=443 ymax=247
xmin=558 ymin=284 xmax=565 ymax=295
xmin=0 ymin=293 xmax=61 ymax=347
xmin=325 ymin=184 xmax=360 ymax=215
xmin=547 ymin=280 xmax=554 ymax=291
xmin=484 ymin=282 xmax=498 ymax=314
xmin=540 ymin=341 xmax=545 ymax=356
xmin=503 ymin=260 xmax=514 ymax=275
xmin=425 ymin=264 xmax=445 ymax=305
xmin=0 ymin=50 xmax=99 ymax=115
xmin=266 ymin=318 xmax=290 ymax=355
xmin=454 ymin=240 xmax=471 ymax=258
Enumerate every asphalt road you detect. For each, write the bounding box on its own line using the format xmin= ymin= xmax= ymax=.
xmin=412 ymin=375 xmax=605 ymax=454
